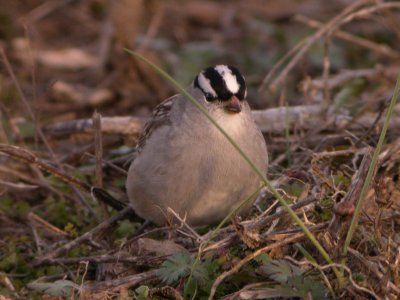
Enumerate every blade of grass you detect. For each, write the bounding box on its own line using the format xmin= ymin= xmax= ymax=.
xmin=342 ymin=72 xmax=400 ymax=257
xmin=125 ymin=49 xmax=341 ymax=282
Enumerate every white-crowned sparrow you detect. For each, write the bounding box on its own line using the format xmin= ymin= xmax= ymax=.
xmin=126 ymin=65 xmax=268 ymax=226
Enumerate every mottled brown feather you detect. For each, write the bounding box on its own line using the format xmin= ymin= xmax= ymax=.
xmin=136 ymin=95 xmax=176 ymax=152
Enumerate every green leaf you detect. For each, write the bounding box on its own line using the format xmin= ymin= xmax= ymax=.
xmin=191 ymin=262 xmax=209 ymax=287
xmin=27 ymin=279 xmax=78 ymax=297
xmin=246 ymin=276 xmax=329 ymax=299
xmin=134 ymin=285 xmax=150 ymax=300
xmin=331 ymin=78 xmax=366 ymax=114
xmin=260 ymin=259 xmax=329 ymax=298
xmin=254 ymin=253 xmax=272 ymax=264
xmin=115 ymin=220 xmax=137 ymax=238
xmin=260 ymin=259 xmax=303 ymax=283
xmin=157 ymin=252 xmax=192 ymax=285
xmin=284 ymin=275 xmax=328 ymax=299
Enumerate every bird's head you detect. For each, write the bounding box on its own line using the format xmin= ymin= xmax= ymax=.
xmin=194 ymin=65 xmax=247 ymax=113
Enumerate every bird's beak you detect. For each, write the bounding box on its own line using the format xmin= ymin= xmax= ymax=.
xmin=224 ymin=96 xmax=242 ymax=113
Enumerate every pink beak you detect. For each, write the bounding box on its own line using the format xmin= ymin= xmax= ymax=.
xmin=225 ymin=96 xmax=242 ymax=113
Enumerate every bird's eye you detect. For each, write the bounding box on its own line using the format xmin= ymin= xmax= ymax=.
xmin=236 ymin=88 xmax=246 ymax=101
xmin=204 ymin=94 xmax=218 ymax=102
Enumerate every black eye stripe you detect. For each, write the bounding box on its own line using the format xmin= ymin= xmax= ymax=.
xmin=203 ymin=68 xmax=225 ymax=100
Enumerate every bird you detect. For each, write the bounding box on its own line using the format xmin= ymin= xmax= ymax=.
xmin=126 ymin=65 xmax=268 ymax=226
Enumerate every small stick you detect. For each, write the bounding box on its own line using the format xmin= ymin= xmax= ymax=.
xmin=29 ymin=212 xmax=69 ymax=236
xmin=208 ymin=223 xmax=326 ymax=300
xmin=313 ymin=148 xmax=367 ymax=159
xmin=44 ymin=105 xmax=400 ymax=138
xmin=268 ymin=0 xmax=368 ymax=90
xmin=328 ymin=148 xmax=373 ymax=241
xmin=0 ymin=110 xmax=8 ymax=143
xmin=29 ymin=215 xmax=43 ymax=255
xmin=92 ymin=111 xmax=110 ymax=219
xmin=22 ymin=0 xmax=77 ymax=23
xmin=295 ymin=15 xmax=400 ymax=59
xmin=82 ymin=152 xmax=127 ymax=175
xmin=322 ymin=37 xmax=331 ymax=113
xmin=33 ymin=206 xmax=133 ymax=266
xmin=0 ymin=48 xmax=98 ymax=218
xmin=0 ymin=144 xmax=127 ymax=211
xmin=93 ymin=111 xmax=103 ymax=188
xmin=203 ymin=196 xmax=319 ymax=253
xmin=35 ymin=254 xmax=165 ymax=266
xmin=0 ymin=179 xmax=38 ymax=191
xmin=245 ymin=195 xmax=318 ymax=231
xmin=167 ymin=207 xmax=203 ymax=243
xmin=81 ymin=269 xmax=158 ymax=292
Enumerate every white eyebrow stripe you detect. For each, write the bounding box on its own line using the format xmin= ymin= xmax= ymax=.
xmin=214 ymin=65 xmax=240 ymax=94
xmin=198 ymin=72 xmax=217 ymax=97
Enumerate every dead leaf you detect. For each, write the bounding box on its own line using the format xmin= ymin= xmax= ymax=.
xmin=137 ymin=238 xmax=189 ymax=256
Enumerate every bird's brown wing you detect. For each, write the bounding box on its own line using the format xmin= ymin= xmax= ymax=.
xmin=136 ymin=95 xmax=176 ymax=152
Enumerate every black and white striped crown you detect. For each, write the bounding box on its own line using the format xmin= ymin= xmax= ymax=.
xmin=194 ymin=65 xmax=247 ymax=102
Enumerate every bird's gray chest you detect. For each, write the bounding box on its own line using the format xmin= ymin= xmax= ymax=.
xmin=167 ymin=114 xmax=252 ymax=189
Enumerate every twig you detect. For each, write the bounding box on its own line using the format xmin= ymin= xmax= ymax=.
xmin=22 ymin=0 xmax=77 ymax=23
xmin=208 ymin=223 xmax=326 ymax=300
xmin=266 ymin=1 xmax=400 ymax=92
xmin=302 ymin=65 xmax=398 ymax=90
xmin=0 ymin=179 xmax=38 ymax=191
xmin=93 ymin=111 xmax=103 ymax=188
xmin=322 ymin=37 xmax=331 ymax=112
xmin=245 ymin=195 xmax=318 ymax=231
xmin=29 ymin=212 xmax=69 ymax=236
xmin=33 ymin=206 xmax=133 ymax=266
xmin=0 ymin=144 xmax=89 ymax=191
xmin=294 ymin=15 xmax=400 ymax=59
xmin=167 ymin=208 xmax=203 ymax=243
xmin=0 ymin=144 xmax=127 ymax=211
xmin=202 ymin=195 xmax=319 ymax=253
xmin=354 ymin=100 xmax=388 ymax=147
xmin=0 ymin=48 xmax=98 ymax=218
xmin=93 ymin=111 xmax=110 ymax=219
xmin=320 ymin=263 xmax=380 ymax=299
xmin=349 ymin=247 xmax=400 ymax=295
xmin=343 ymin=72 xmax=400 ymax=256
xmin=137 ymin=3 xmax=165 ymax=52
xmin=313 ymin=147 xmax=367 ymax=159
xmin=44 ymin=116 xmax=145 ymax=137
xmin=337 ymin=2 xmax=400 ymax=30
xmin=44 ymin=105 xmax=400 ymax=138
xmin=258 ymin=37 xmax=306 ymax=92
xmin=0 ymin=109 xmax=9 ymax=143
xmin=0 ymin=164 xmax=64 ymax=198
xmin=35 ymin=254 xmax=165 ymax=266
xmin=266 ymin=0 xmax=368 ymax=91
xmin=81 ymin=269 xmax=158 ymax=292
xmin=82 ymin=152 xmax=128 ymax=175
xmin=29 ymin=215 xmax=43 ymax=255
